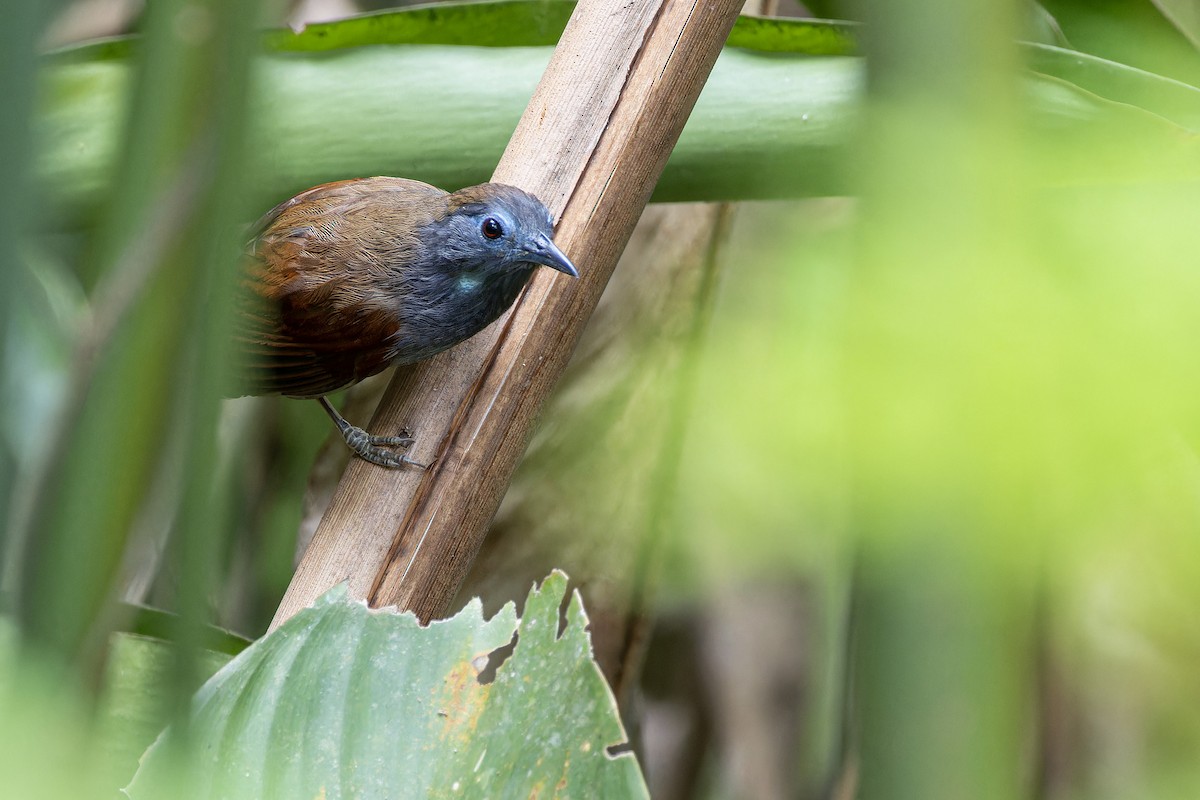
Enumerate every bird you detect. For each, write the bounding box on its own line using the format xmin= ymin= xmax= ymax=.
xmin=231 ymin=177 xmax=578 ymax=468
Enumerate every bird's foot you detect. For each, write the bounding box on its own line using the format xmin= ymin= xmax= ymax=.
xmin=342 ymin=424 xmax=427 ymax=469
xmin=317 ymin=396 xmax=427 ymax=469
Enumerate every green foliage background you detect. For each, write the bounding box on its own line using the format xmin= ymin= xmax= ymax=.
xmin=3 ymin=0 xmax=1200 ymax=797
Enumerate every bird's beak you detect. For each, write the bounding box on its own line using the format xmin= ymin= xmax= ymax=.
xmin=525 ymin=234 xmax=578 ymax=278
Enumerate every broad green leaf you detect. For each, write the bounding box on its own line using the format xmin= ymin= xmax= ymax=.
xmin=1024 ymin=42 xmax=1200 ymax=128
xmin=126 ymin=572 xmax=648 ymax=799
xmin=38 ymin=43 xmax=1200 ymax=227
xmin=50 ymin=0 xmax=573 ymax=60
xmin=33 ymin=2 xmax=1200 ymax=228
xmin=49 ymin=1 xmax=860 ymax=60
xmin=1038 ymin=0 xmax=1200 ymax=86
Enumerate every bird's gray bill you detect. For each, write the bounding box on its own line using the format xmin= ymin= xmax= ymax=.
xmin=527 ymin=235 xmax=578 ymax=278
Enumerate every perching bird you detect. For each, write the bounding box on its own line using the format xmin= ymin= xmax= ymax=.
xmin=232 ymin=177 xmax=577 ymax=468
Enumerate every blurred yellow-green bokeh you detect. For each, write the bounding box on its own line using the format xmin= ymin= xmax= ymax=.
xmin=672 ymin=3 xmax=1200 ymax=796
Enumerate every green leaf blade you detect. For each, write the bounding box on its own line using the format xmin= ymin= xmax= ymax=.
xmin=127 ymin=574 xmax=646 ymax=799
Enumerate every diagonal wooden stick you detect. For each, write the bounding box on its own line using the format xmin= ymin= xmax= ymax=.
xmin=271 ymin=0 xmax=744 ymax=629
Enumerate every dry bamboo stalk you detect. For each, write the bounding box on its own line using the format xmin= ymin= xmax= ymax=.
xmin=271 ymin=0 xmax=744 ymax=629
xmin=456 ymin=203 xmax=735 ymax=683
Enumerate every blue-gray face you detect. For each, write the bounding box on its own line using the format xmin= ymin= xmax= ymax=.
xmin=437 ymin=185 xmax=578 ymax=279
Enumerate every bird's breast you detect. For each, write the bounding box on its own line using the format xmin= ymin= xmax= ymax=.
xmin=385 ymin=267 xmax=531 ymax=365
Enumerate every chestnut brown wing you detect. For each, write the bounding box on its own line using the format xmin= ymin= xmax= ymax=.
xmin=231 ymin=178 xmax=440 ymax=398
xmin=233 ymin=274 xmax=401 ymax=398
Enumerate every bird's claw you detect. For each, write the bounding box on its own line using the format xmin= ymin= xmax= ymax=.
xmin=366 ymin=433 xmax=416 ymax=449
xmin=355 ymin=445 xmax=429 ymax=470
xmin=342 ymin=425 xmax=426 ymax=469
xmin=316 ymin=397 xmax=426 ymax=469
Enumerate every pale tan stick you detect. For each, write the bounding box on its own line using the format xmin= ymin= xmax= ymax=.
xmin=271 ymin=0 xmax=745 ymax=629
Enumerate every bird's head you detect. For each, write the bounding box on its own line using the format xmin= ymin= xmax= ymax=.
xmin=434 ymin=183 xmax=578 ymax=280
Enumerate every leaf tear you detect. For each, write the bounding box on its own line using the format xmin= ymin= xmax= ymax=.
xmin=475 ymin=632 xmax=518 ymax=686
xmin=605 ymin=741 xmax=635 ymax=759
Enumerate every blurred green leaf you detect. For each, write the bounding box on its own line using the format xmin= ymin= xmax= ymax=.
xmin=17 ymin=0 xmax=261 ymax=674
xmin=123 ymin=604 xmax=251 ymax=657
xmin=4 ymin=245 xmax=81 ymax=460
xmin=127 ymin=573 xmax=647 ymax=799
xmin=1151 ymin=0 xmax=1200 ymax=47
xmin=0 ymin=0 xmax=46 ymax=578
xmin=1025 ymin=41 xmax=1200 ymax=128
xmin=51 ymin=0 xmax=574 ymax=61
xmin=37 ymin=46 xmax=861 ymax=218
xmin=0 ymin=610 xmax=240 ymax=795
xmin=1040 ymin=0 xmax=1200 ymax=86
xmin=267 ymin=0 xmax=572 ymax=50
xmin=1030 ymin=1 xmax=1072 ymax=46
xmin=0 ymin=618 xmax=111 ymax=800
xmin=726 ymin=16 xmax=858 ymax=54
xmin=94 ymin=633 xmax=233 ymax=792
xmin=36 ymin=35 xmax=1200 ymax=226
xmin=801 ymin=0 xmax=857 ymax=19
xmin=49 ymin=1 xmax=860 ymax=60
xmin=677 ymin=1 xmax=1200 ymax=796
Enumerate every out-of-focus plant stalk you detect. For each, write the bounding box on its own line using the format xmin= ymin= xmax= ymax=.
xmin=0 ymin=0 xmax=47 ymax=588
xmin=852 ymin=1 xmax=1035 ymax=799
xmin=162 ymin=0 xmax=267 ymax=716
xmin=15 ymin=0 xmax=264 ymax=694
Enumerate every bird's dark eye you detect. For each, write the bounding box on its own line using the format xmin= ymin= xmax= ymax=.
xmin=481 ymin=217 xmax=504 ymax=240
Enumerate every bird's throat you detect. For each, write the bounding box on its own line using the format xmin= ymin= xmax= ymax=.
xmin=457 ymin=272 xmax=490 ymax=295
xmin=454 ymin=267 xmax=529 ymax=319
xmin=390 ymin=266 xmax=533 ymax=365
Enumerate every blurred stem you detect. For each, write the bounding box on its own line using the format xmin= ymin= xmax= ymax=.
xmin=855 ymin=542 xmax=1033 ymax=800
xmin=163 ymin=0 xmax=265 ymax=717
xmin=0 ymin=0 xmax=49 ymax=594
xmin=851 ymin=1 xmax=1035 ymax=798
xmin=16 ymin=0 xmax=262 ymax=684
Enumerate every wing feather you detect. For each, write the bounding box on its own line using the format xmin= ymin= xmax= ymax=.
xmin=230 ymin=178 xmax=443 ymax=398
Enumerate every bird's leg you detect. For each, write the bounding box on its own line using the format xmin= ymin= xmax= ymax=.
xmin=316 ymin=396 xmax=427 ymax=469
